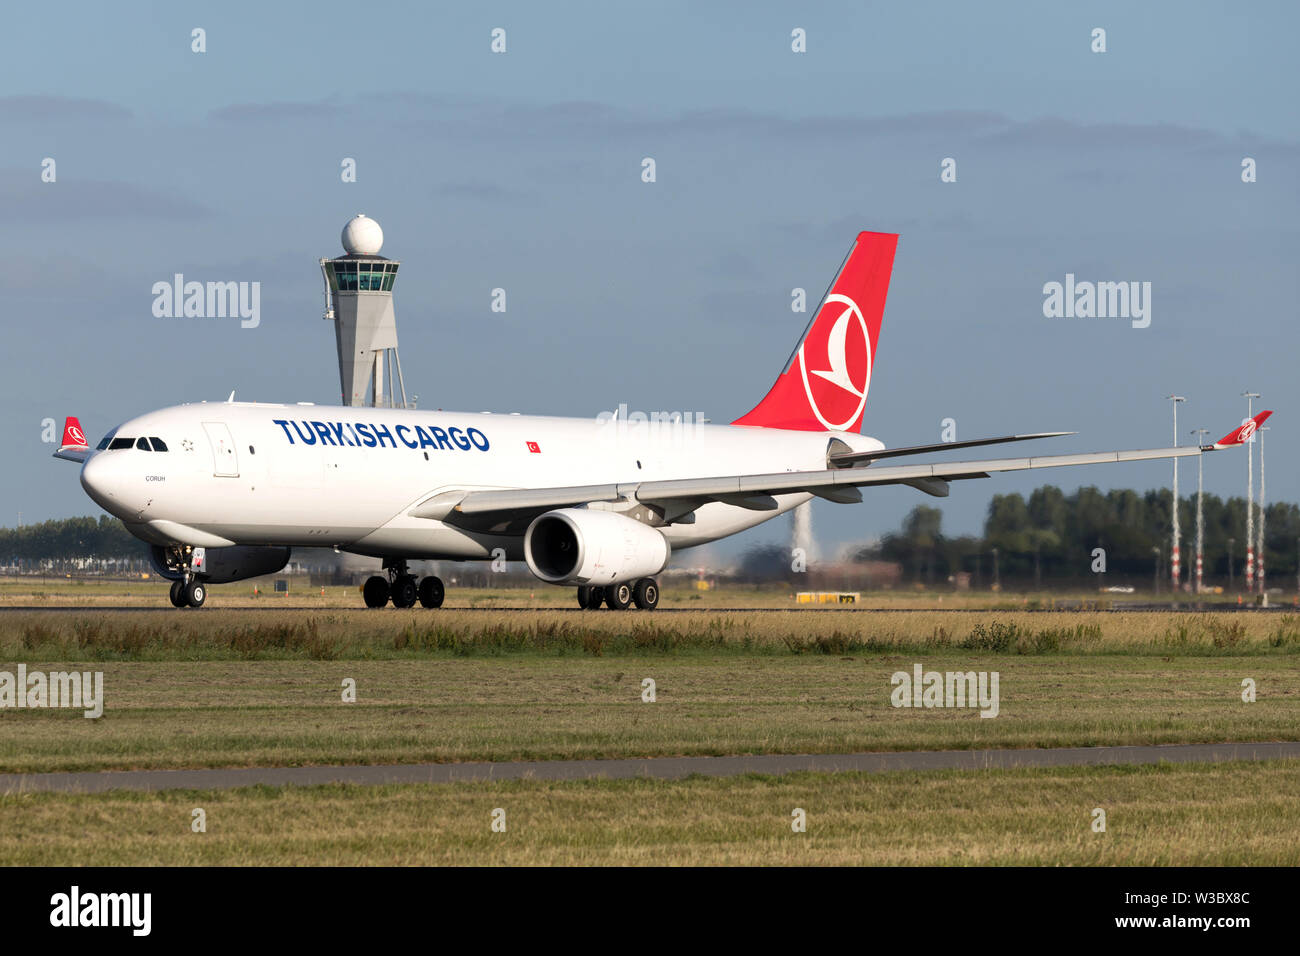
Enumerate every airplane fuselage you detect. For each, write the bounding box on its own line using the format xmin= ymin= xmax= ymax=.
xmin=79 ymin=401 xmax=881 ymax=561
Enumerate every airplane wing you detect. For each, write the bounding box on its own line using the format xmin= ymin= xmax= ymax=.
xmin=51 ymin=416 xmax=90 ymax=463
xmin=418 ymin=411 xmax=1272 ymax=533
xmin=827 ymin=431 xmax=1074 ymax=467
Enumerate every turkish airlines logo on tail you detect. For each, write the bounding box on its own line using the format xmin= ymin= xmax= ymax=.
xmin=730 ymin=231 xmax=896 ymax=434
xmin=797 ymin=293 xmax=871 ymax=431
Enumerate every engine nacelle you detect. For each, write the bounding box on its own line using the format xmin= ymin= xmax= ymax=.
xmin=524 ymin=508 xmax=669 ymax=586
xmin=150 ymin=544 xmax=292 ymax=584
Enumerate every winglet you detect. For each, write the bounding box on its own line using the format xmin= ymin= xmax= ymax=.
xmin=53 ymin=416 xmax=90 ymax=463
xmin=1211 ymin=410 xmax=1272 ymax=449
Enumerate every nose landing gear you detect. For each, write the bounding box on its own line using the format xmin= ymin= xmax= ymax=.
xmin=162 ymin=545 xmax=207 ymax=608
xmin=183 ymin=580 xmax=206 ymax=608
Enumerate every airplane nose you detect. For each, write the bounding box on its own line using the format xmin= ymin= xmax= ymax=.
xmin=80 ymin=453 xmax=131 ymax=517
xmin=80 ymin=453 xmax=112 ymax=502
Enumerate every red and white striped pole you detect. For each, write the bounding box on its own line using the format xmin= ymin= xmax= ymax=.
xmin=1243 ymin=392 xmax=1259 ymax=593
xmin=1168 ymin=395 xmax=1185 ymax=593
xmin=1258 ymin=425 xmax=1268 ymax=595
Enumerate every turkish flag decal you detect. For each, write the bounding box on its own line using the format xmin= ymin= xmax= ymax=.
xmin=526 ymin=441 xmax=541 ymax=454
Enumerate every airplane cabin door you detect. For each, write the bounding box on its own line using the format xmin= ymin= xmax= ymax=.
xmin=202 ymin=421 xmax=240 ymax=477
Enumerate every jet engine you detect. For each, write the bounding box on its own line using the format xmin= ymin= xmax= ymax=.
xmin=150 ymin=544 xmax=291 ymax=584
xmin=524 ymin=508 xmax=669 ymax=586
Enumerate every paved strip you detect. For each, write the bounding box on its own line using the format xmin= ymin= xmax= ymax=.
xmin=0 ymin=605 xmax=1290 ymax=614
xmin=3 ymin=742 xmax=1297 ymax=794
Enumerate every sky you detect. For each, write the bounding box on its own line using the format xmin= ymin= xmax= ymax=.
xmin=2 ymin=1 xmax=1296 ymax=562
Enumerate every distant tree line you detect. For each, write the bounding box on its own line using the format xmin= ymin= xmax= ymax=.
xmin=0 ymin=516 xmax=142 ymax=563
xmin=8 ymin=492 xmax=1300 ymax=592
xmin=862 ymin=486 xmax=1300 ymax=589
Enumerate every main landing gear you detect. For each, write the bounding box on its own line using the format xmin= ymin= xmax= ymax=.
xmin=577 ymin=577 xmax=660 ymax=611
xmin=364 ymin=559 xmax=445 ymax=609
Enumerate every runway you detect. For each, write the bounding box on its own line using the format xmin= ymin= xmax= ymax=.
xmin=3 ymin=741 xmax=1296 ymax=794
xmin=0 ymin=604 xmax=1291 ymax=614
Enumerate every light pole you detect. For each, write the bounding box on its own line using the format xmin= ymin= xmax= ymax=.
xmin=1191 ymin=428 xmax=1209 ymax=594
xmin=1258 ymin=425 xmax=1268 ymax=595
xmin=1243 ymin=391 xmax=1260 ymax=592
xmin=1167 ymin=396 xmax=1185 ymax=592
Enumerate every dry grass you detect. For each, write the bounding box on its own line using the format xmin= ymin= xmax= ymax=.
xmin=1 ymin=608 xmax=1299 ymax=662
xmin=2 ymin=760 xmax=1297 ymax=865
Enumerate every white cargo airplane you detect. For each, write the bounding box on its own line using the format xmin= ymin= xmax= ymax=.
xmin=55 ymin=232 xmax=1270 ymax=610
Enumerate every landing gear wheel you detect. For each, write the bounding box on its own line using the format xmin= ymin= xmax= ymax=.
xmin=169 ymin=579 xmax=186 ymax=608
xmin=363 ymin=575 xmax=391 ymax=608
xmin=605 ymin=582 xmax=633 ymax=610
xmin=184 ymin=580 xmax=206 ymax=608
xmin=633 ymin=578 xmax=660 ymax=610
xmin=418 ymin=576 xmax=445 ymax=609
xmin=577 ymin=585 xmax=604 ymax=609
xmin=391 ymin=575 xmax=418 ymax=609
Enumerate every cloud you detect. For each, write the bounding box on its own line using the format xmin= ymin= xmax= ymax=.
xmin=980 ymin=116 xmax=1224 ymax=152
xmin=0 ymin=95 xmax=132 ymax=123
xmin=209 ymin=101 xmax=345 ymax=123
xmin=433 ymin=181 xmax=525 ymax=202
xmin=199 ymin=97 xmax=1299 ymax=180
xmin=0 ymin=173 xmax=209 ymax=222
xmin=0 ymin=254 xmax=109 ymax=294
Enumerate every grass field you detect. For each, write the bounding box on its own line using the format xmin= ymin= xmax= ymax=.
xmin=1 ymin=607 xmax=1298 ymax=772
xmin=2 ymin=761 xmax=1296 ymax=865
xmin=1 ymin=652 xmax=1296 ymax=773
xmin=2 ymin=584 xmax=1297 ymax=865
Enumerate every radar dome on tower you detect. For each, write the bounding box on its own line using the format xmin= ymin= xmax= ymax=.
xmin=341 ymin=214 xmax=384 ymax=256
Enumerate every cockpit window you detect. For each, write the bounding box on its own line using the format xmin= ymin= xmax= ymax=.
xmin=150 ymin=437 xmax=169 ymax=452
xmin=135 ymin=437 xmax=152 ymax=451
xmin=96 ymin=428 xmax=119 ymax=451
xmin=109 ymin=437 xmax=134 ymax=450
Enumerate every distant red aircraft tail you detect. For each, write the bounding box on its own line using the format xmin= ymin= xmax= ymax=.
xmin=61 ymin=417 xmax=88 ymax=450
xmin=732 ymin=231 xmax=898 ymax=433
xmin=52 ymin=416 xmax=90 ymax=463
xmin=1213 ymin=410 xmax=1272 ymax=448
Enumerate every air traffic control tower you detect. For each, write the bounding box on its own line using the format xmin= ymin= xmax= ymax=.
xmin=320 ymin=214 xmax=410 ymax=408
